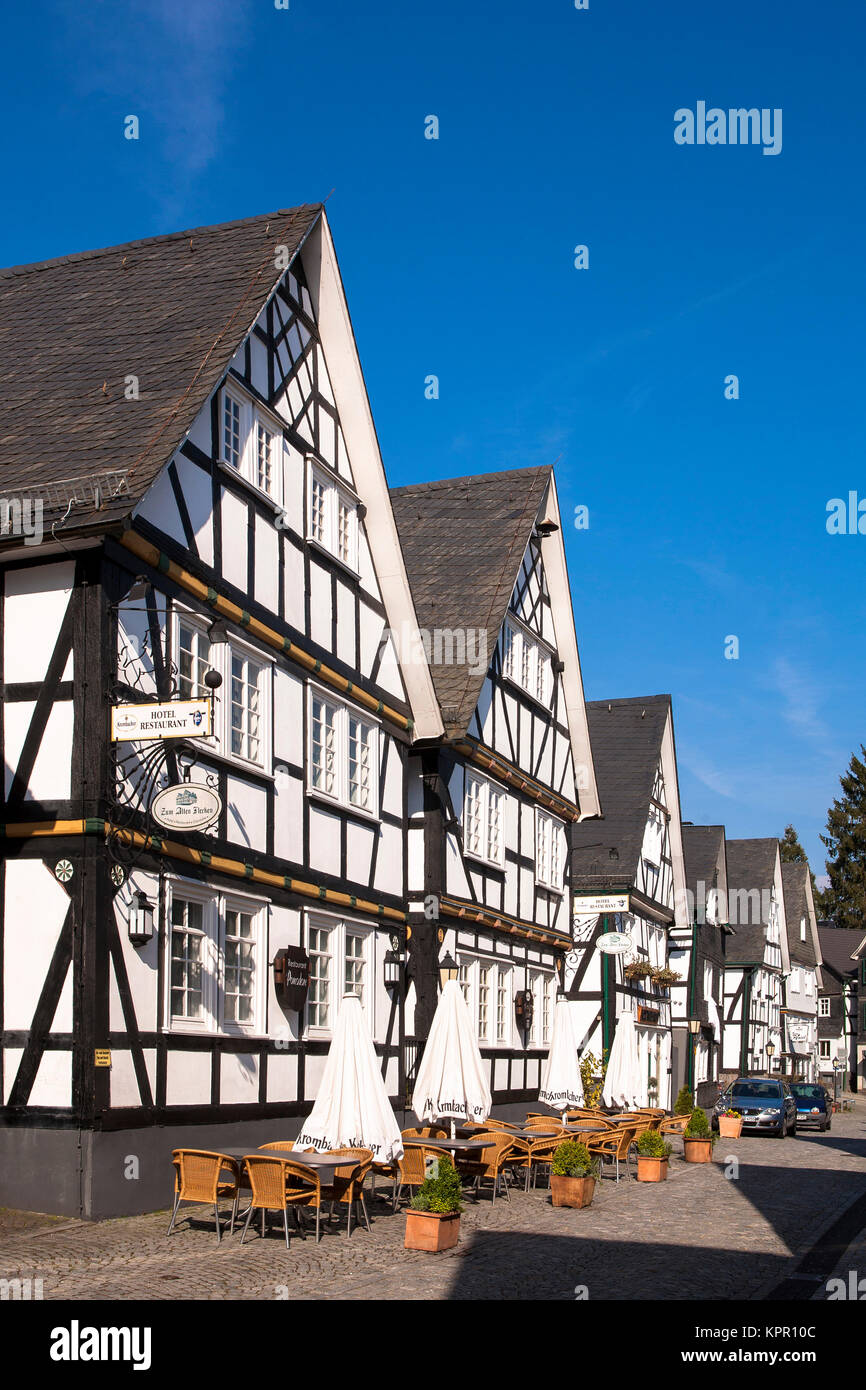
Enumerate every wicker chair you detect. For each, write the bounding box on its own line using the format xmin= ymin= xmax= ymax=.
xmin=455 ymin=1131 xmax=515 ymax=1203
xmin=586 ymin=1125 xmax=638 ymax=1183
xmin=260 ymin=1140 xmax=295 ymax=1151
xmin=320 ymin=1148 xmax=374 ymax=1236
xmin=240 ymin=1154 xmax=317 ymax=1248
xmin=387 ymin=1143 xmax=451 ymax=1210
xmin=511 ymin=1132 xmax=562 ymax=1191
xmin=401 ymin=1125 xmax=450 ymax=1139
xmin=168 ymin=1149 xmax=242 ymax=1243
xmin=659 ymin=1114 xmax=691 ymax=1137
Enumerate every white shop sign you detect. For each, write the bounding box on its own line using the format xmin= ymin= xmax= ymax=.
xmin=111 ymin=700 xmax=211 ymax=742
xmin=151 ymin=783 xmax=222 ymax=832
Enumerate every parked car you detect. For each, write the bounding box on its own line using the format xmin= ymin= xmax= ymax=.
xmin=711 ymin=1077 xmax=797 ymax=1137
xmin=789 ymin=1082 xmax=832 ymax=1131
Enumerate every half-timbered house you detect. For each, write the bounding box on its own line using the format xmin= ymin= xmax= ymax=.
xmin=0 ymin=206 xmax=448 ymax=1217
xmin=390 ymin=468 xmax=601 ymax=1113
xmin=568 ymin=695 xmax=690 ymax=1110
xmin=780 ymin=862 xmax=823 ymax=1081
xmin=721 ymin=839 xmax=790 ymax=1076
xmin=816 ymin=925 xmax=864 ymax=1092
xmin=669 ymin=824 xmax=729 ymax=1106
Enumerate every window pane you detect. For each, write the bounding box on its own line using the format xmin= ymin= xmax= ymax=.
xmin=223 ymin=395 xmax=242 ymax=469
xmin=255 ymin=420 xmax=274 ymax=495
xmin=170 ymin=898 xmax=204 ymax=1020
xmin=309 ymin=926 xmax=332 ymax=1028
xmin=337 ymin=497 xmax=356 ymax=567
xmin=348 ymin=717 xmax=374 ymax=810
xmin=311 ymin=474 xmax=328 ymax=545
xmin=466 ymin=777 xmax=483 ymax=857
xmin=231 ymin=654 xmax=263 ymax=763
xmin=178 ymin=623 xmax=210 ymax=700
xmin=478 ymin=965 xmax=490 ymax=1039
xmin=459 ymin=962 xmax=471 ymax=1012
xmin=345 ymin=932 xmax=365 ymax=1004
xmin=224 ymin=909 xmax=256 ymax=1024
xmin=487 ymin=788 xmax=502 ymax=864
xmin=496 ymin=971 xmax=508 ymax=1041
xmin=312 ymin=697 xmax=338 ymax=795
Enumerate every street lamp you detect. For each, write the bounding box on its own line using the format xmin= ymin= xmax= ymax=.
xmin=688 ymin=1019 xmax=701 ymax=1105
xmin=766 ymin=1041 xmax=776 ymax=1073
xmin=439 ymin=951 xmax=460 ymax=990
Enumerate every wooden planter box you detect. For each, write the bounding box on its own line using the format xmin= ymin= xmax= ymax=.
xmin=404 ymin=1210 xmax=460 ymax=1252
xmin=636 ymin=1155 xmax=669 ymax=1182
xmin=683 ymin=1137 xmax=714 ymax=1163
xmin=550 ymin=1174 xmax=596 ymax=1208
xmin=718 ymin=1115 xmax=743 ymax=1139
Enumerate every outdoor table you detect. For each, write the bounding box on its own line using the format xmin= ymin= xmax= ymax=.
xmin=220 ymin=1146 xmax=347 ymax=1185
xmin=564 ymin=1122 xmax=607 ymax=1134
xmin=401 ymin=1136 xmax=495 ymax=1153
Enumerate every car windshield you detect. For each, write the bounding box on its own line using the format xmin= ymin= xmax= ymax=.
xmin=732 ymin=1081 xmax=782 ymax=1099
xmin=790 ymin=1085 xmax=825 ymax=1100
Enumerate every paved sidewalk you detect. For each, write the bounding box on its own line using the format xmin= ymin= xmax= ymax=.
xmin=0 ymin=1109 xmax=863 ymax=1301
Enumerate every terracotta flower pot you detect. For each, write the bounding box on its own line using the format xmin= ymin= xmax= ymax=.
xmin=404 ymin=1210 xmax=460 ymax=1252
xmin=550 ymin=1173 xmax=596 ymax=1208
xmin=718 ymin=1115 xmax=743 ymax=1139
xmin=636 ymin=1155 xmax=669 ymax=1182
xmin=683 ymin=1136 xmax=714 ymax=1163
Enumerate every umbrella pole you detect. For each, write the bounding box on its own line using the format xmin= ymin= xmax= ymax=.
xmin=451 ymin=1118 xmax=456 ymax=1139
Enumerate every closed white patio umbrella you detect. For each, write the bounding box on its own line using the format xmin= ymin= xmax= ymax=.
xmin=602 ymin=1008 xmax=643 ymax=1109
xmin=411 ymin=978 xmax=492 ymax=1135
xmin=296 ymin=994 xmax=403 ymax=1163
xmin=538 ymin=998 xmax=584 ymax=1112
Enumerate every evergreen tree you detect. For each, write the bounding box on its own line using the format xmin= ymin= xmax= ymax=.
xmin=779 ymin=824 xmax=818 ymax=900
xmin=819 ymin=747 xmax=866 ymax=929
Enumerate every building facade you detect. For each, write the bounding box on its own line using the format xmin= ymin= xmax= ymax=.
xmin=722 ymin=840 xmax=790 ymax=1075
xmin=670 ymin=825 xmax=729 ymax=1106
xmin=780 ymin=863 xmax=822 ymax=1081
xmin=817 ymin=925 xmax=865 ymax=1093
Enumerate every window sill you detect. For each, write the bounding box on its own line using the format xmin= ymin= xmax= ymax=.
xmin=501 ymin=673 xmax=552 ymax=712
xmin=305 ymin=534 xmax=361 ymax=582
xmin=192 ymin=742 xmax=275 ymax=783
xmin=306 ymin=787 xmax=380 ymax=823
xmin=217 ymin=459 xmax=285 ymax=515
xmin=463 ymin=849 xmax=506 ymax=874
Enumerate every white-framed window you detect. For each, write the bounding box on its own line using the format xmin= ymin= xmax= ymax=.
xmin=643 ymin=860 xmax=660 ymax=899
xmin=819 ymin=997 xmax=830 ymax=1017
xmin=819 ymin=1039 xmax=831 ymax=1060
xmin=502 ymin=618 xmax=552 ymax=705
xmin=805 ymin=972 xmax=814 ymax=997
xmin=800 ymin=916 xmax=807 ymax=942
xmin=477 ymin=964 xmax=491 ymax=1041
xmin=528 ymin=970 xmax=554 ymax=1046
xmin=304 ymin=913 xmax=374 ymax=1035
xmin=220 ymin=385 xmax=284 ymax=504
xmin=703 ymin=962 xmax=713 ymax=1001
xmin=307 ymin=463 xmax=358 ymax=571
xmin=308 ymin=686 xmax=379 ymax=815
xmin=496 ymin=966 xmax=511 ymax=1044
xmin=464 ymin=771 xmax=505 ymax=867
xmin=459 ymin=961 xmax=472 ymax=1013
xmin=166 ymin=880 xmax=266 ymax=1033
xmin=172 ymin=609 xmax=272 ymax=771
xmin=536 ymin=809 xmax=565 ymax=891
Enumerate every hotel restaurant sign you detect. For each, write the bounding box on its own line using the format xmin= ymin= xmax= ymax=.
xmin=572 ymin=893 xmax=631 ymax=916
xmin=111 ymin=700 xmax=212 ymax=742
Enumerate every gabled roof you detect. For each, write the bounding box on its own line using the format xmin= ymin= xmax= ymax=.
xmin=570 ymin=696 xmax=671 ymax=885
xmin=0 ymin=205 xmax=321 ymax=536
xmin=781 ymin=862 xmax=818 ymax=968
xmin=682 ymin=825 xmax=726 ymax=900
xmin=725 ymin=838 xmax=780 ymax=964
xmin=817 ymin=926 xmax=866 ymax=978
xmin=390 ymin=466 xmax=552 ymax=735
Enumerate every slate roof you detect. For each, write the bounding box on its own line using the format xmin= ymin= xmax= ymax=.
xmin=682 ymin=825 xmax=726 ymax=901
xmin=724 ymin=838 xmax=779 ymax=964
xmin=781 ymin=862 xmax=818 ymax=968
xmin=0 ymin=205 xmax=322 ymax=538
xmin=390 ymin=466 xmax=552 ymax=736
xmin=817 ymin=926 xmax=866 ymax=979
xmin=570 ymin=696 xmax=671 ymax=887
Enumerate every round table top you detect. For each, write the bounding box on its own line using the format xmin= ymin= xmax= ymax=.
xmin=401 ymin=1136 xmax=494 ymax=1152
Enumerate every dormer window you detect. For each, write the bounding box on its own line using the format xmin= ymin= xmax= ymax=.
xmin=220 ymin=386 xmax=283 ymax=504
xmin=308 ymin=463 xmax=358 ymax=571
xmin=502 ymin=619 xmax=552 ymax=705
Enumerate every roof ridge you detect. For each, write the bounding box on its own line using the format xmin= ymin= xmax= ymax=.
xmin=0 ymin=204 xmax=322 ymax=279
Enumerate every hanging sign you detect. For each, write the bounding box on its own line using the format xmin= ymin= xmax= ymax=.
xmin=273 ymin=946 xmax=310 ymax=1013
xmin=573 ymin=893 xmax=630 ymax=915
xmin=596 ymin=931 xmax=634 ymax=955
xmin=151 ymin=783 xmax=222 ymax=833
xmin=111 ymin=700 xmax=211 ymax=742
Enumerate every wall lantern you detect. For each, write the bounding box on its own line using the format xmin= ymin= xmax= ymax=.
xmin=384 ymin=949 xmax=404 ymax=989
xmin=439 ymin=951 xmax=460 ymax=990
xmin=687 ymin=1018 xmax=701 ymax=1036
xmin=766 ymin=1042 xmax=776 ymax=1058
xmin=128 ymin=890 xmax=155 ymax=947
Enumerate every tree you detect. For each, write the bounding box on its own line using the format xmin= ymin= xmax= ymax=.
xmin=779 ymin=824 xmax=818 ymax=900
xmin=819 ymin=746 xmax=866 ymax=929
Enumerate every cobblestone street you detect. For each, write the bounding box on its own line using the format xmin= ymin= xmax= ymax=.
xmin=1 ymin=1109 xmax=864 ymax=1301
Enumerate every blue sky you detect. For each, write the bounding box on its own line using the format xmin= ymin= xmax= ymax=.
xmin=4 ymin=0 xmax=864 ymax=875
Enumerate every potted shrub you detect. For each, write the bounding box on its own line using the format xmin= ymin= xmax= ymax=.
xmin=404 ymin=1156 xmax=463 ymax=1252
xmin=550 ymin=1140 xmax=598 ymax=1209
xmin=673 ymin=1085 xmax=693 ymax=1116
xmin=683 ymin=1107 xmax=716 ymax=1163
xmin=635 ymin=1129 xmax=673 ymax=1181
xmin=717 ymin=1107 xmax=743 ymax=1139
